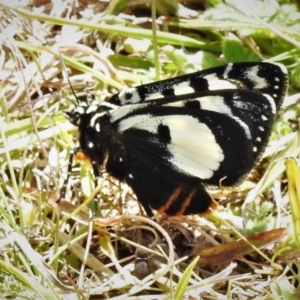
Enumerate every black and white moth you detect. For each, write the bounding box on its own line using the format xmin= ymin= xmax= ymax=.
xmin=63 ymin=62 xmax=288 ymax=217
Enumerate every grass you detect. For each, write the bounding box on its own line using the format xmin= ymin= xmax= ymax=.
xmin=0 ymin=0 xmax=300 ymax=299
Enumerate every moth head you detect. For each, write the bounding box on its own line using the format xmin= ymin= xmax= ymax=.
xmin=64 ymin=101 xmax=88 ymax=126
xmin=64 ymin=99 xmax=118 ymax=127
xmin=64 ymin=110 xmax=81 ymax=126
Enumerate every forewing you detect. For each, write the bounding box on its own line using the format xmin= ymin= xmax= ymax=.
xmin=110 ymin=62 xmax=288 ymax=111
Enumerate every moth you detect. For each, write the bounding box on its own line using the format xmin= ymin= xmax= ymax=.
xmin=63 ymin=62 xmax=288 ymax=217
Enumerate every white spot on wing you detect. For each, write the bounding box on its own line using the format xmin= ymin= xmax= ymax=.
xmin=163 ymin=101 xmax=185 ymax=107
xmin=203 ymin=73 xmax=238 ymax=90
xmin=145 ymin=92 xmax=164 ymax=100
xmin=232 ymin=100 xmax=256 ymax=111
xmin=223 ymin=63 xmax=233 ymax=78
xmin=230 ymin=116 xmax=252 ymax=140
xmin=263 ymin=94 xmax=276 ymax=114
xmin=173 ymin=81 xmax=195 ymax=95
xmin=110 ymin=103 xmax=148 ymax=122
xmin=118 ymin=114 xmax=152 ymax=131
xmin=196 ymin=96 xmax=232 ymax=116
xmin=244 ymin=66 xmax=268 ymax=89
xmin=163 ymin=96 xmax=233 ymax=116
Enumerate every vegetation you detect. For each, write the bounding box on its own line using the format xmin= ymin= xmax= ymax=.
xmin=0 ymin=0 xmax=299 ymax=299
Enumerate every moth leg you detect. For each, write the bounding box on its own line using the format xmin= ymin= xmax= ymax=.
xmin=141 ymin=202 xmax=155 ymax=219
xmin=57 ymin=147 xmax=81 ymax=203
xmin=90 ymin=159 xmax=102 ymax=217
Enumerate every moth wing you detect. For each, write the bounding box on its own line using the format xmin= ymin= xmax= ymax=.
xmin=116 ymin=144 xmax=215 ymax=216
xmin=115 ymin=90 xmax=276 ymax=186
xmin=110 ymin=104 xmax=250 ymax=216
xmin=110 ymin=62 xmax=288 ymax=110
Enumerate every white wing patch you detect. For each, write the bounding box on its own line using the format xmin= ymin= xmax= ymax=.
xmin=195 ymin=96 xmax=233 ymax=116
xmin=166 ymin=116 xmax=224 ymax=179
xmin=163 ymin=96 xmax=233 ymax=117
xmin=244 ymin=66 xmax=268 ymax=89
xmin=203 ymin=73 xmax=238 ymax=90
xmin=120 ymin=114 xmax=224 ymax=179
xmin=145 ymin=92 xmax=164 ymax=101
xmin=117 ymin=113 xmax=151 ymax=131
xmin=110 ymin=103 xmax=148 ymax=123
xmin=173 ymin=81 xmax=195 ymax=95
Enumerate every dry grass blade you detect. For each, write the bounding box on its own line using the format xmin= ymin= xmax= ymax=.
xmin=0 ymin=0 xmax=299 ymax=299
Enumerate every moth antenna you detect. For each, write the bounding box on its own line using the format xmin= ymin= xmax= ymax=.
xmin=58 ymin=50 xmax=79 ymax=104
xmin=85 ymin=81 xmax=93 ymax=105
xmin=19 ymin=93 xmax=58 ymax=111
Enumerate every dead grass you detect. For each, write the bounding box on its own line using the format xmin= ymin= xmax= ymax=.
xmin=0 ymin=0 xmax=300 ymax=299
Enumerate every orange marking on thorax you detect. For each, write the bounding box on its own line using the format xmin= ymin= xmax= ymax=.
xmin=75 ymin=151 xmax=90 ymax=163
